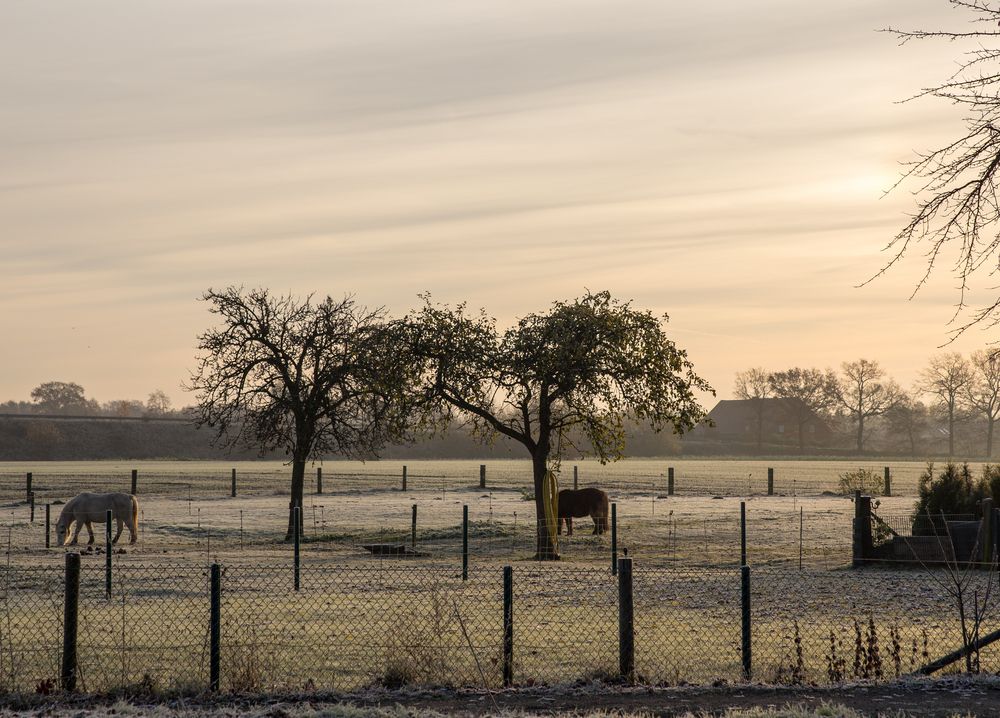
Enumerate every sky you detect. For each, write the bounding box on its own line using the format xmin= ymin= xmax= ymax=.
xmin=1 ymin=0 xmax=994 ymax=409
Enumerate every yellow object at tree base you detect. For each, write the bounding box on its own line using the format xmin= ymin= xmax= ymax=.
xmin=542 ymin=470 xmax=559 ymax=553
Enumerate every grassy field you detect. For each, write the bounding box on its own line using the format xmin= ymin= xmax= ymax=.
xmin=0 ymin=459 xmax=994 ymax=694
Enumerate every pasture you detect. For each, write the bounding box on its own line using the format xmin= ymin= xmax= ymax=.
xmin=0 ymin=458 xmax=996 ymax=693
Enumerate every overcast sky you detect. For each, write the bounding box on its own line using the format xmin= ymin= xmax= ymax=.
xmin=0 ymin=0 xmax=990 ymax=409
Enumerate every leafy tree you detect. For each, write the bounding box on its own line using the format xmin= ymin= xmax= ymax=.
xmin=912 ymin=463 xmax=988 ymax=535
xmin=30 ymin=381 xmax=89 ymax=414
xmin=406 ymin=291 xmax=712 ymax=559
xmin=917 ymin=353 xmax=973 ymax=458
xmin=964 ymin=350 xmax=1000 ymax=458
xmin=104 ymin=400 xmax=145 ymax=417
xmin=733 ymin=368 xmax=770 ymax=452
xmin=836 ymin=359 xmax=904 ymax=453
xmin=188 ymin=287 xmax=415 ymax=538
xmin=768 ymin=367 xmax=838 ymax=451
xmin=881 ymin=4 xmax=1000 ymax=333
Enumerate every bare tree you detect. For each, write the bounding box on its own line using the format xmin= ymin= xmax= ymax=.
xmin=965 ymin=349 xmax=1000 ymax=457
xmin=918 ymin=353 xmax=974 ymax=458
xmin=885 ymin=392 xmax=930 ymax=457
xmin=733 ymin=368 xmax=771 ymax=452
xmin=881 ymin=3 xmax=1000 ymax=333
xmin=836 ymin=359 xmax=904 ymax=453
xmin=146 ymin=389 xmax=172 ymax=416
xmin=188 ymin=287 xmax=415 ymax=538
xmin=768 ymin=367 xmax=839 ymax=451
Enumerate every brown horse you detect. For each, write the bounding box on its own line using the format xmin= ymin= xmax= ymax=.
xmin=557 ymin=488 xmax=610 ymax=535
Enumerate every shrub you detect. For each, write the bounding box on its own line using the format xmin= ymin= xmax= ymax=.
xmin=912 ymin=463 xmax=989 ymax=534
xmin=837 ymin=468 xmax=883 ymax=496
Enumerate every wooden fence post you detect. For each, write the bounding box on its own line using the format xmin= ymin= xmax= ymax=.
xmin=411 ymin=504 xmax=417 ymax=549
xmin=402 ymin=465 xmax=407 ymax=492
xmin=26 ymin=472 xmax=32 ymax=503
xmin=316 ymin=467 xmax=322 ymax=495
xmin=45 ymin=504 xmax=51 ymax=549
xmin=210 ymin=563 xmax=221 ymax=691
xmin=618 ymin=557 xmax=635 ymax=683
xmin=852 ymin=491 xmax=872 ymax=567
xmin=573 ymin=465 xmax=578 ymax=491
xmin=480 ymin=465 xmax=486 ymax=489
xmin=131 ymin=469 xmax=138 ymax=495
xmin=29 ymin=492 xmax=35 ymax=523
xmin=982 ymin=498 xmax=994 ymax=565
xmin=61 ymin=552 xmax=80 ymax=691
xmin=884 ymin=466 xmax=891 ymax=497
xmin=668 ymin=467 xmax=675 ymax=496
xmin=503 ymin=565 xmax=514 ymax=687
xmin=611 ymin=503 xmax=618 ymax=575
xmin=230 ymin=468 xmax=236 ymax=498
xmin=741 ymin=564 xmax=752 ymax=680
xmin=767 ymin=468 xmax=774 ymax=496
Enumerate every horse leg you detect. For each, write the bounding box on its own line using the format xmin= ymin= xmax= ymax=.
xmin=70 ymin=522 xmax=82 ymax=545
xmin=557 ymin=518 xmax=563 ymax=536
xmin=592 ymin=514 xmax=600 ymax=535
xmin=128 ymin=518 xmax=137 ymax=545
xmin=85 ymin=522 xmax=95 ymax=545
xmin=566 ymin=518 xmax=573 ymax=537
xmin=113 ymin=518 xmax=124 ymax=545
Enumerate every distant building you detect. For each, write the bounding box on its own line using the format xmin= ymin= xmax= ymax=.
xmin=689 ymin=398 xmax=833 ymax=449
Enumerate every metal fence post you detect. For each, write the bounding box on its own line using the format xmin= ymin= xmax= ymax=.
xmin=294 ymin=506 xmax=301 ymax=591
xmin=611 ymin=503 xmax=618 ymax=575
xmin=480 ymin=465 xmax=486 ymax=489
xmin=105 ymin=509 xmax=113 ymax=599
xmin=402 ymin=465 xmax=407 ymax=492
xmin=61 ymin=552 xmax=80 ymax=691
xmin=503 ymin=565 xmax=514 ymax=687
xmin=741 ymin=564 xmax=752 ymax=680
xmin=45 ymin=504 xmax=51 ymax=549
xmin=411 ymin=504 xmax=417 ymax=549
xmin=618 ymin=557 xmax=634 ymax=682
xmin=26 ymin=472 xmax=32 ymax=503
xmin=131 ymin=469 xmax=138 ymax=495
xmin=767 ymin=468 xmax=774 ymax=496
xmin=210 ymin=562 xmax=221 ymax=691
xmin=316 ymin=467 xmax=322 ymax=495
xmin=668 ymin=467 xmax=674 ymax=496
xmin=462 ymin=505 xmax=469 ymax=581
xmin=884 ymin=466 xmax=891 ymax=497
xmin=740 ymin=501 xmax=747 ymax=567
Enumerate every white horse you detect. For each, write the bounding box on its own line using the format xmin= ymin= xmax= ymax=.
xmin=55 ymin=492 xmax=139 ymax=546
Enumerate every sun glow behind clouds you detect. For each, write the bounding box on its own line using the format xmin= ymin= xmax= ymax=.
xmin=0 ymin=0 xmax=983 ymax=405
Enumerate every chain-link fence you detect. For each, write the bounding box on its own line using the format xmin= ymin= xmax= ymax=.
xmin=4 ymin=556 xmax=1000 ymax=693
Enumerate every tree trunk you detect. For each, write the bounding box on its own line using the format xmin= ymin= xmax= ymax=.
xmin=532 ymin=451 xmax=559 ymax=560
xmin=988 ymin=417 xmax=995 ymax=459
xmin=286 ymin=453 xmax=306 ymax=540
xmin=856 ymin=414 xmax=865 ymax=454
xmin=948 ymin=404 xmax=955 ymax=458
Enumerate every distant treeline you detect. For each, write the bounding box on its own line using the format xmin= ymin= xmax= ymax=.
xmin=0 ymin=414 xmax=686 ymax=462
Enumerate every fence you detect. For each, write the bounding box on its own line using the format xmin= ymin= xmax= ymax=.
xmin=0 ymin=460 xmax=956 ymax=503
xmin=2 ymin=553 xmax=1000 ymax=693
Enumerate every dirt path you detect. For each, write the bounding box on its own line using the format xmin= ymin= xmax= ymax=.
xmin=3 ymin=679 xmax=999 ymax=717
